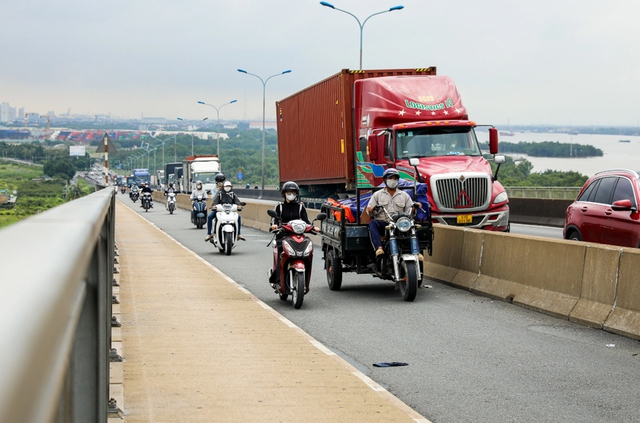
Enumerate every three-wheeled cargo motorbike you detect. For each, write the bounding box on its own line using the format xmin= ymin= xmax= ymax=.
xmin=320 ymin=185 xmax=433 ymax=302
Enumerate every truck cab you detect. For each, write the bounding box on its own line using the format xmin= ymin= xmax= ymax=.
xmin=355 ymin=76 xmax=509 ymax=231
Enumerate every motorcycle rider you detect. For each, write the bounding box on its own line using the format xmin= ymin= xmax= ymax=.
xmin=140 ymin=182 xmax=153 ymax=208
xmin=366 ymin=168 xmax=413 ymax=257
xmin=189 ymin=180 xmax=208 ymax=222
xmin=268 ymin=181 xmax=319 ymax=285
xmin=205 ymin=180 xmax=245 ymax=242
xmin=129 ymin=183 xmax=139 ymax=200
xmin=164 ymin=183 xmax=178 ymax=210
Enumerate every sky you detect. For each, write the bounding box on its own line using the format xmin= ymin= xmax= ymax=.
xmin=2 ymin=0 xmax=640 ymax=127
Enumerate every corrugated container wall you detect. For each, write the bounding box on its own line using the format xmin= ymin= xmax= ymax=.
xmin=276 ymin=68 xmax=436 ymax=188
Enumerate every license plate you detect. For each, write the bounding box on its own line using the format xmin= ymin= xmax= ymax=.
xmin=457 ymin=214 xmax=472 ymax=224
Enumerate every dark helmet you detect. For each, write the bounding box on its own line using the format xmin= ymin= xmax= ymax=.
xmin=280 ymin=181 xmax=300 ymax=197
xmin=382 ymin=168 xmax=400 ymax=179
xmin=214 ymin=173 xmax=226 ymax=183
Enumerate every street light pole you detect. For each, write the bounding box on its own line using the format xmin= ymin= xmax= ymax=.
xmin=177 ymin=117 xmax=208 ymax=157
xmin=197 ymin=99 xmax=237 ymax=158
xmin=237 ymin=68 xmax=291 ymax=193
xmin=320 ymin=2 xmax=404 ymax=70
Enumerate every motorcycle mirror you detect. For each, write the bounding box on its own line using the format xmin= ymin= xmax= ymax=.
xmin=240 ymin=202 xmax=247 ymax=206
xmin=315 ymin=213 xmax=327 ymax=221
xmin=267 ymin=209 xmax=278 ymax=218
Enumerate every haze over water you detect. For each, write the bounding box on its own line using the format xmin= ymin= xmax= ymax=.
xmin=477 ymin=132 xmax=640 ymax=177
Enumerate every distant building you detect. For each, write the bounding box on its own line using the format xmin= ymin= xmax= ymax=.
xmin=248 ymin=121 xmax=277 ymax=130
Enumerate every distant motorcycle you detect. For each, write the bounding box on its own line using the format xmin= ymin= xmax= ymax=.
xmin=130 ymin=190 xmax=139 ymax=203
xmin=209 ymin=202 xmax=244 ymax=255
xmin=141 ymin=192 xmax=152 ymax=212
xmin=120 ymin=185 xmax=126 ymax=195
xmin=191 ymin=196 xmax=207 ymax=229
xmin=266 ymin=209 xmax=326 ymax=309
xmin=166 ymin=192 xmax=176 ymax=215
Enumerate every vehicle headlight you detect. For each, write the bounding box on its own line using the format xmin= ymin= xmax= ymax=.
xmin=493 ymin=191 xmax=508 ymax=204
xmin=396 ymin=217 xmax=412 ymax=232
xmin=282 ymin=240 xmax=296 ymax=256
xmin=303 ymin=242 xmax=313 ymax=256
xmin=290 ymin=221 xmax=307 ymax=234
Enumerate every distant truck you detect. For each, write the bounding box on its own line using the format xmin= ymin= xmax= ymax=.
xmin=164 ymin=162 xmax=183 ymax=191
xmin=132 ymin=168 xmax=151 ymax=186
xmin=276 ymin=68 xmax=509 ymax=231
xmin=180 ymin=155 xmax=221 ymax=194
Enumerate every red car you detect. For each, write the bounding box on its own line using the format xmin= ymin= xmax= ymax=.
xmin=564 ymin=169 xmax=640 ymax=248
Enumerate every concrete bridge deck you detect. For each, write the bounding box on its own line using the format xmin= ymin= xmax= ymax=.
xmin=114 ymin=200 xmax=428 ymax=422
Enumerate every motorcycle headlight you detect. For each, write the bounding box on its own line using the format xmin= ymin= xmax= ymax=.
xmin=396 ymin=217 xmax=412 ymax=232
xmin=303 ymin=242 xmax=313 ymax=256
xmin=290 ymin=221 xmax=307 ymax=234
xmin=493 ymin=191 xmax=508 ymax=204
xmin=282 ymin=240 xmax=296 ymax=256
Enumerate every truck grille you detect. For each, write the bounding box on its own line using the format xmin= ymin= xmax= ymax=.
xmin=432 ymin=174 xmax=491 ymax=212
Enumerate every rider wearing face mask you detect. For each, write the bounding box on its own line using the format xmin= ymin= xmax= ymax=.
xmin=268 ymin=181 xmax=319 ymax=285
xmin=189 ymin=180 xmax=208 ymax=222
xmin=205 ymin=180 xmax=245 ymax=241
xmin=366 ymin=168 xmax=413 ymax=257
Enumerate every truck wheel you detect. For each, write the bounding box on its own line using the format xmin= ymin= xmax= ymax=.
xmin=400 ymin=261 xmax=418 ymax=302
xmin=326 ymin=249 xmax=343 ymax=291
xmin=292 ymin=272 xmax=305 ymax=309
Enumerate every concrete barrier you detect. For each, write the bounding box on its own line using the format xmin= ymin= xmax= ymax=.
xmin=422 ymin=225 xmax=464 ymax=284
xmin=603 ymin=248 xmax=640 ymax=340
xmin=569 ymin=245 xmax=621 ymax=328
xmin=450 ymin=229 xmax=484 ymax=290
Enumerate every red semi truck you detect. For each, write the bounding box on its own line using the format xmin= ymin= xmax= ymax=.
xmin=276 ymin=68 xmax=509 ymax=231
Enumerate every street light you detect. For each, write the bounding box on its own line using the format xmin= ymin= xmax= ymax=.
xmin=320 ymin=1 xmax=404 ymax=70
xmin=197 ymin=99 xmax=237 ymax=157
xmin=237 ymin=68 xmax=292 ymax=193
xmin=177 ymin=117 xmax=209 ymax=156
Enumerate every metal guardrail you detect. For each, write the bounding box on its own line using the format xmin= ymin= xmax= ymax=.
xmin=504 ymin=186 xmax=581 ymax=199
xmin=0 ymin=188 xmax=115 ymax=422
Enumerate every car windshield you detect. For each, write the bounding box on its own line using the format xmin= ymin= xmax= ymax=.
xmin=395 ymin=127 xmax=482 ymax=159
xmin=193 ymin=172 xmax=217 ymax=184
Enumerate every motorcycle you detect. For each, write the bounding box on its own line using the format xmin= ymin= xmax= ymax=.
xmin=120 ymin=185 xmax=126 ymax=195
xmin=209 ymin=202 xmax=245 ymax=255
xmin=130 ymin=190 xmax=139 ymax=203
xmin=266 ymin=209 xmax=326 ymax=309
xmin=191 ymin=195 xmax=207 ymax=229
xmin=166 ymin=192 xmax=176 ymax=214
xmin=141 ymin=192 xmax=152 ymax=212
xmin=371 ymin=204 xmax=423 ymax=301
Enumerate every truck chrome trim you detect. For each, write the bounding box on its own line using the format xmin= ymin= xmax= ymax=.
xmin=430 ymin=172 xmax=491 ymax=212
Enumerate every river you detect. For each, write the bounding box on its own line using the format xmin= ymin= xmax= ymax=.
xmin=476 ymin=131 xmax=640 ymax=177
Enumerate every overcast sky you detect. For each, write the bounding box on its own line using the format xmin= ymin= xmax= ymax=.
xmin=2 ymin=0 xmax=639 ymax=127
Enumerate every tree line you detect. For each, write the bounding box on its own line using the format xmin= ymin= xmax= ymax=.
xmin=479 ymin=141 xmax=603 ymax=157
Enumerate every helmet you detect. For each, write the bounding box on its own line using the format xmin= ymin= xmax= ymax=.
xmin=196 ymin=180 xmax=203 ymax=188
xmin=169 ymin=183 xmax=174 ymax=187
xmin=223 ymin=181 xmax=232 ymax=191
xmin=214 ymin=173 xmax=226 ymax=183
xmin=280 ymin=181 xmax=300 ymax=197
xmin=382 ymin=168 xmax=400 ymax=180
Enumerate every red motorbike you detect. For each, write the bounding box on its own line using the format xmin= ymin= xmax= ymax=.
xmin=267 ymin=209 xmax=326 ymax=309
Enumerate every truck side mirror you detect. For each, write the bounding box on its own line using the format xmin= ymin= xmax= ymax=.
xmin=368 ymin=135 xmax=380 ymax=162
xmin=489 ymin=127 xmax=499 ymax=154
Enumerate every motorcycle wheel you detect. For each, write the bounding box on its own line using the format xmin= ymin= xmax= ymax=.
xmin=292 ymin=271 xmax=305 ymax=309
xmin=224 ymin=232 xmax=233 ymax=256
xmin=326 ymin=249 xmax=342 ymax=291
xmin=196 ymin=219 xmax=203 ymax=230
xmin=400 ymin=261 xmax=418 ymax=302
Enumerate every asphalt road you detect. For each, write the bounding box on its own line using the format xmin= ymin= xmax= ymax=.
xmin=118 ymin=194 xmax=640 ymax=423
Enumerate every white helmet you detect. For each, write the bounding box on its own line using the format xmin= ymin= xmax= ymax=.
xmin=223 ymin=181 xmax=232 ymax=192
xmin=196 ymin=180 xmax=203 ymax=189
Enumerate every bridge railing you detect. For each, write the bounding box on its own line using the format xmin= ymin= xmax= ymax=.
xmin=504 ymin=186 xmax=581 ymax=199
xmin=0 ymin=187 xmax=115 ymax=423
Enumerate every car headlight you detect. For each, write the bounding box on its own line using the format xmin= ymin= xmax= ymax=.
xmin=493 ymin=191 xmax=508 ymax=204
xmin=396 ymin=217 xmax=412 ymax=232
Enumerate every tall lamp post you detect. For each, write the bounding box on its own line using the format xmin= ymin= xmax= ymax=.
xmin=237 ymin=68 xmax=291 ymax=193
xmin=319 ymin=1 xmax=404 ymax=70
xmin=177 ymin=117 xmax=209 ymax=156
xmin=197 ymin=99 xmax=237 ymax=157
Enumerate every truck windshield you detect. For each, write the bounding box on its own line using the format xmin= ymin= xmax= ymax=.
xmin=193 ymin=172 xmax=218 ymax=184
xmin=395 ymin=127 xmax=481 ymax=159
